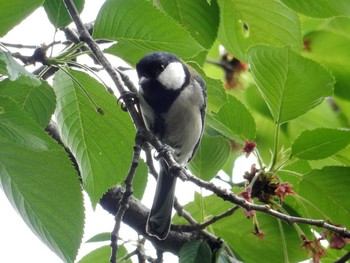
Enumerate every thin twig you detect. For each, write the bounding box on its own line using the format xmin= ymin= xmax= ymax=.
xmin=174 ymin=203 xmax=239 ymax=232
xmin=110 ymin=134 xmax=143 ymax=263
xmin=334 ymin=251 xmax=350 ymax=263
xmin=1 ymin=42 xmax=38 ymax=49
xmin=185 ymin=173 xmax=350 ymax=238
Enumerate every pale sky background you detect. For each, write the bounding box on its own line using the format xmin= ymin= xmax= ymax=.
xmin=0 ymin=1 xmax=254 ymax=262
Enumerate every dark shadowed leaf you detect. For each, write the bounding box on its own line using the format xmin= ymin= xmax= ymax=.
xmin=179 ymin=240 xmax=212 ymax=263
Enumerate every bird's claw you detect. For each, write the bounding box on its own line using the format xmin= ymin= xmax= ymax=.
xmin=117 ymin=91 xmax=138 ymax=112
xmin=154 ymin=144 xmax=175 ymax=161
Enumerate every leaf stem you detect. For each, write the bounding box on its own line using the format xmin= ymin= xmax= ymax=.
xmin=271 ymin=123 xmax=280 ymax=171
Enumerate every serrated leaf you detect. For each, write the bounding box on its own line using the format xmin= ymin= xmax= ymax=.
xmin=217 ymin=0 xmax=301 ymax=61
xmin=0 ymin=144 xmax=84 ymax=263
xmin=207 ymin=95 xmax=256 ymax=143
xmin=43 ymin=0 xmax=84 ymax=28
xmin=0 ymin=96 xmax=57 ymax=150
xmin=159 ymin=0 xmax=219 ymax=49
xmin=0 ymin=50 xmax=41 ymax=86
xmin=304 ymin=19 xmax=350 ymax=100
xmin=298 ymin=166 xmax=350 ymax=229
xmin=0 ymin=79 xmax=56 ymax=127
xmin=188 ymin=134 xmax=230 ymax=181
xmin=248 ymin=45 xmax=334 ymax=124
xmin=93 ymin=0 xmax=204 ymax=65
xmin=179 ymin=241 xmax=212 ymax=263
xmin=53 ymin=69 xmax=135 ymax=206
xmin=0 ymin=0 xmax=43 ymax=36
xmin=281 ymin=0 xmax=350 ymax=18
xmin=78 ymin=245 xmax=130 ymax=263
xmin=291 ymin=128 xmax=350 ymax=160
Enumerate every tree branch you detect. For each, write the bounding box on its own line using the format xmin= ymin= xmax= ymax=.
xmin=100 ymin=186 xmax=196 ymax=254
xmin=184 ymin=173 xmax=350 ymax=238
xmin=110 ymin=134 xmax=143 ymax=263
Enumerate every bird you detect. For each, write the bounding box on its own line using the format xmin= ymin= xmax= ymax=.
xmin=136 ymin=52 xmax=207 ymax=240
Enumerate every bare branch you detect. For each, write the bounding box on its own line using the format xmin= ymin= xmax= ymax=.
xmin=334 ymin=251 xmax=350 ymax=263
xmin=185 ymin=173 xmax=350 ymax=238
xmin=110 ymin=134 xmax=143 ymax=263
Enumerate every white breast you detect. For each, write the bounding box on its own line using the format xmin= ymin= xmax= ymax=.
xmin=162 ymin=80 xmax=205 ymax=165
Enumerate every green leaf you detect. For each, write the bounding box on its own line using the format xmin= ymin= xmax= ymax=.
xmin=53 ymin=69 xmax=135 ymax=206
xmin=216 ymin=245 xmax=241 ymax=263
xmin=159 ymin=0 xmax=219 ymax=49
xmin=217 ymin=0 xmax=301 ymax=61
xmin=0 ymin=96 xmax=57 ymax=150
xmin=0 ymin=144 xmax=84 ymax=263
xmin=43 ymin=0 xmax=85 ymax=28
xmin=303 ymin=19 xmax=350 ymax=100
xmin=188 ymin=134 xmax=230 ymax=181
xmin=291 ymin=128 xmax=350 ymax=160
xmin=298 ymin=166 xmax=350 ymax=229
xmin=207 ymin=95 xmax=256 ymax=143
xmin=281 ymin=0 xmax=350 ymax=18
xmin=179 ymin=241 xmax=212 ymax=263
xmin=85 ymin=232 xmax=111 ymax=243
xmin=132 ymin=159 xmax=148 ymax=200
xmin=206 ymin=77 xmax=227 ymax=113
xmin=0 ymin=79 xmax=56 ymax=127
xmin=93 ymin=0 xmax=204 ymax=65
xmin=0 ymin=50 xmax=41 ymax=86
xmin=187 ymin=61 xmax=227 ymax=112
xmin=0 ymin=0 xmax=43 ymax=36
xmin=248 ymin=45 xmax=334 ymax=124
xmin=244 ymin=84 xmax=271 ymax=119
xmin=288 ymin=101 xmax=343 ymax=141
xmin=78 ymin=245 xmax=130 ymax=263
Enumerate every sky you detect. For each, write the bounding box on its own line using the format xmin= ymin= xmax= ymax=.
xmin=0 ymin=1 xmax=255 ymax=262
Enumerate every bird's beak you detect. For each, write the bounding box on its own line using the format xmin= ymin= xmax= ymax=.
xmin=138 ymin=76 xmax=150 ymax=85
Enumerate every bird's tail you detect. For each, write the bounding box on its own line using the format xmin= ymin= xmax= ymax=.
xmin=146 ymin=159 xmax=176 ymax=240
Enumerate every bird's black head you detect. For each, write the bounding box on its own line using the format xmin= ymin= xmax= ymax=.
xmin=136 ymin=52 xmax=190 ymax=114
xmin=136 ymin=52 xmax=180 ymax=80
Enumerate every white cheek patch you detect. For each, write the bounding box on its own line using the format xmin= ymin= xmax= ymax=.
xmin=157 ymin=61 xmax=186 ymax=90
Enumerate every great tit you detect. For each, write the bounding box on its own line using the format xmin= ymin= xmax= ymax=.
xmin=136 ymin=52 xmax=207 ymax=240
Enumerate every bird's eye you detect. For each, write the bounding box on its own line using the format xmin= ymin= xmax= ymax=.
xmin=159 ymin=64 xmax=165 ymax=70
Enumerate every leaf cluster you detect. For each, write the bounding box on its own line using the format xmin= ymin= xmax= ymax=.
xmin=1 ymin=0 xmax=350 ymax=263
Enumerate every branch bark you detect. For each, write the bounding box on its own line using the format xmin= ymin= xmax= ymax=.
xmin=100 ymin=186 xmax=197 ymax=254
